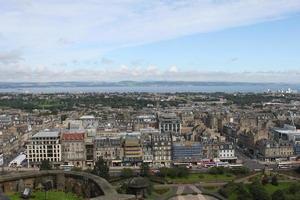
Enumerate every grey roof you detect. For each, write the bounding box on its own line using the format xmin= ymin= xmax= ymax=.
xmin=32 ymin=131 xmax=60 ymax=138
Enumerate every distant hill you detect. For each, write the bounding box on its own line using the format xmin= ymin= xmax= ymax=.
xmin=0 ymin=81 xmax=291 ymax=89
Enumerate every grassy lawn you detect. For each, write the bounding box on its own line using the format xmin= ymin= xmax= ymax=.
xmin=264 ymin=182 xmax=292 ymax=194
xmin=7 ymin=191 xmax=82 ymax=200
xmin=202 ymin=185 xmax=220 ymax=193
xmin=227 ymin=182 xmax=295 ymax=200
xmin=166 ymin=173 xmax=235 ymax=184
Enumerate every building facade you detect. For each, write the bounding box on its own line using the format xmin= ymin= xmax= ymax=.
xmin=123 ymin=135 xmax=143 ymax=166
xmin=152 ymin=132 xmax=172 ymax=167
xmin=172 ymin=141 xmax=202 ymax=164
xmin=158 ymin=113 xmax=181 ymax=135
xmin=61 ymin=130 xmax=85 ymax=168
xmin=26 ymin=130 xmax=61 ymax=168
xmin=218 ymin=143 xmax=237 ymax=163
xmin=94 ymin=136 xmax=123 ymax=166
xmin=256 ymin=139 xmax=294 ymax=162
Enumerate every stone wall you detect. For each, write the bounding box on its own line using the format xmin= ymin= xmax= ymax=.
xmin=0 ymin=170 xmax=135 ymax=200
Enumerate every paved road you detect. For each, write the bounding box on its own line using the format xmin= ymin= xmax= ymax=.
xmin=176 ymin=185 xmax=185 ymax=195
xmin=235 ymin=148 xmax=265 ymax=170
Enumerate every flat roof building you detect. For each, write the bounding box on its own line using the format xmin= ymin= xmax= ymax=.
xmin=26 ymin=130 xmax=61 ymax=168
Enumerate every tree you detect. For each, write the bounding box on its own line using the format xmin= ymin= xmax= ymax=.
xmin=272 ymin=189 xmax=285 ymax=200
xmin=140 ymin=163 xmax=150 ymax=177
xmin=231 ymin=166 xmax=250 ymax=175
xmin=249 ymin=180 xmax=271 ymax=200
xmin=121 ymin=168 xmax=134 ymax=178
xmin=60 ymin=114 xmax=68 ymax=123
xmin=262 ymin=175 xmax=269 ymax=185
xmin=209 ymin=166 xmax=226 ymax=175
xmin=176 ymin=167 xmax=189 ymax=178
xmin=168 ymin=168 xmax=178 ymax=178
xmin=295 ymin=166 xmax=300 ymax=174
xmin=236 ymin=184 xmax=252 ymax=200
xmin=271 ymin=175 xmax=278 ymax=186
xmin=158 ymin=167 xmax=169 ymax=177
xmin=40 ymin=159 xmax=52 ymax=170
xmin=92 ymin=157 xmax=109 ymax=180
xmin=219 ymin=182 xmax=239 ymax=198
xmin=288 ymin=183 xmax=300 ymax=194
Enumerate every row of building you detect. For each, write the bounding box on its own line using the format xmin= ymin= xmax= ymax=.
xmin=26 ymin=128 xmax=236 ymax=168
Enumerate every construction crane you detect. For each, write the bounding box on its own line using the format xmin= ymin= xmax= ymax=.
xmin=289 ymin=111 xmax=296 ymax=127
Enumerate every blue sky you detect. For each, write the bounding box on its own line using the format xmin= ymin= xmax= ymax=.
xmin=104 ymin=15 xmax=300 ymax=72
xmin=0 ymin=0 xmax=300 ymax=82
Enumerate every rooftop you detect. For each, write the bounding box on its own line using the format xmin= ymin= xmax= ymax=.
xmin=80 ymin=115 xmax=95 ymax=120
xmin=32 ymin=131 xmax=60 ymax=138
xmin=273 ymin=124 xmax=300 ymax=135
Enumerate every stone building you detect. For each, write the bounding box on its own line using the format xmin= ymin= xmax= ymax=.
xmin=142 ymin=140 xmax=153 ymax=165
xmin=255 ymin=139 xmax=294 ymax=162
xmin=218 ymin=143 xmax=237 ymax=163
xmin=151 ymin=132 xmax=172 ymax=167
xmin=202 ymin=141 xmax=219 ymax=159
xmin=158 ymin=113 xmax=181 ymax=135
xmin=133 ymin=114 xmax=157 ymax=131
xmin=238 ymin=128 xmax=268 ymax=155
xmin=61 ymin=130 xmax=86 ymax=168
xmin=94 ymin=136 xmax=123 ymax=166
xmin=222 ymin=122 xmax=239 ymax=143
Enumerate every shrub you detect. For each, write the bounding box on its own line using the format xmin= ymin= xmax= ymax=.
xmin=272 ymin=189 xmax=285 ymax=200
xmin=249 ymin=180 xmax=270 ymax=200
xmin=121 ymin=168 xmax=134 ymax=178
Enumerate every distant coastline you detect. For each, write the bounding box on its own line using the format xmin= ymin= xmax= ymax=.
xmin=0 ymin=81 xmax=299 ymax=93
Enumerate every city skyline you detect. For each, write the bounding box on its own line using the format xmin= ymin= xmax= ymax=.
xmin=1 ymin=0 xmax=300 ymax=82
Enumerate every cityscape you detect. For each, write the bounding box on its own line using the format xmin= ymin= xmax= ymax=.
xmin=1 ymin=0 xmax=300 ymax=200
xmin=1 ymin=91 xmax=300 ymax=199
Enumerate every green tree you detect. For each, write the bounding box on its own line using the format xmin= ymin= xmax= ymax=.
xmin=168 ymin=168 xmax=178 ymax=178
xmin=219 ymin=182 xmax=239 ymax=198
xmin=60 ymin=114 xmax=68 ymax=123
xmin=271 ymin=175 xmax=278 ymax=186
xmin=121 ymin=168 xmax=134 ymax=178
xmin=288 ymin=183 xmax=300 ymax=194
xmin=209 ymin=166 xmax=226 ymax=175
xmin=230 ymin=166 xmax=250 ymax=175
xmin=294 ymin=166 xmax=300 ymax=174
xmin=176 ymin=167 xmax=189 ymax=178
xmin=140 ymin=163 xmax=150 ymax=177
xmin=92 ymin=157 xmax=109 ymax=180
xmin=236 ymin=184 xmax=252 ymax=200
xmin=40 ymin=159 xmax=52 ymax=170
xmin=249 ymin=180 xmax=270 ymax=200
xmin=272 ymin=189 xmax=285 ymax=200
xmin=262 ymin=175 xmax=269 ymax=185
xmin=158 ymin=167 xmax=169 ymax=177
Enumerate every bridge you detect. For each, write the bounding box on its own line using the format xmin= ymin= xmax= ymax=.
xmin=0 ymin=170 xmax=134 ymax=200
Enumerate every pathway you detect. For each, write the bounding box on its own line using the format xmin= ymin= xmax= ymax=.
xmin=173 ymin=184 xmax=208 ymax=200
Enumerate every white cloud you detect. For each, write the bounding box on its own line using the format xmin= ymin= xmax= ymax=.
xmin=168 ymin=66 xmax=179 ymax=73
xmin=0 ymin=0 xmax=300 ymax=81
xmin=1 ymin=63 xmax=300 ymax=83
xmin=0 ymin=50 xmax=23 ymax=64
xmin=1 ymin=1 xmax=300 ymax=58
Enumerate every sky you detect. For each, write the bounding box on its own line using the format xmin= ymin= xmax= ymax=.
xmin=0 ymin=0 xmax=300 ymax=82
